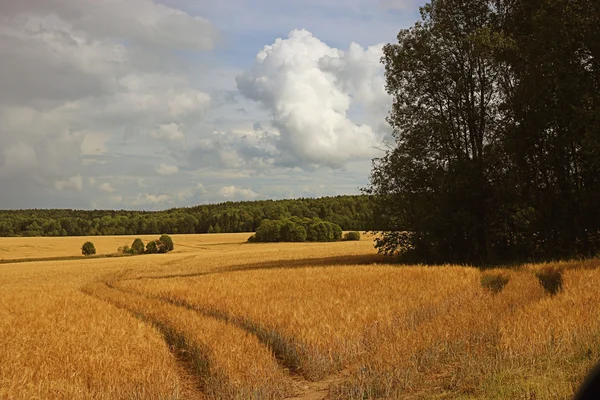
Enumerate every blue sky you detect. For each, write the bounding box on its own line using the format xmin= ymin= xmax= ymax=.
xmin=0 ymin=0 xmax=424 ymax=210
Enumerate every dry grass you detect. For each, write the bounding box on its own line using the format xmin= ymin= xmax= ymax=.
xmin=1 ymin=233 xmax=599 ymax=399
xmin=83 ymin=281 xmax=293 ymax=399
xmin=0 ymin=285 xmax=184 ymax=399
xmin=120 ymin=263 xmax=600 ymax=399
xmin=0 ymin=233 xmax=246 ymax=260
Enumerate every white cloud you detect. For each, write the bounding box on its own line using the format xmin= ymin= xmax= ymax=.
xmin=236 ymin=29 xmax=391 ymax=168
xmin=81 ymin=132 xmax=110 ymax=155
xmin=150 ymin=123 xmax=185 ymax=142
xmin=0 ymin=0 xmax=407 ymax=209
xmin=98 ymin=182 xmax=115 ymax=193
xmin=0 ymin=0 xmax=215 ymax=208
xmin=155 ymin=163 xmax=179 ymax=176
xmin=0 ymin=0 xmax=218 ymax=52
xmin=218 ymin=185 xmax=260 ymax=200
xmin=55 ymin=174 xmax=83 ymax=191
xmin=128 ymin=193 xmax=171 ymax=206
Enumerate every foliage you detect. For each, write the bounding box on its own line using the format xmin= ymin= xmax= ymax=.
xmin=117 ymin=245 xmax=134 ymax=255
xmin=158 ymin=234 xmax=174 ymax=253
xmin=480 ymin=273 xmax=510 ymax=294
xmin=145 ymin=241 xmax=158 ymax=254
xmin=131 ymin=238 xmax=145 ymax=255
xmin=0 ymin=195 xmax=375 ymax=237
xmin=368 ymin=0 xmax=600 ymax=264
xmin=343 ymin=231 xmax=361 ymax=241
xmin=81 ymin=241 xmax=96 ymax=256
xmin=249 ymin=217 xmax=342 ymax=243
xmin=144 ymin=235 xmax=174 ymax=254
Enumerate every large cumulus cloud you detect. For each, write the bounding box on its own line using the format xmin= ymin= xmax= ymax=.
xmin=236 ymin=29 xmax=391 ymax=168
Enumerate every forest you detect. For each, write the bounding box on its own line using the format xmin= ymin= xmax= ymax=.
xmin=0 ymin=195 xmax=375 ymax=237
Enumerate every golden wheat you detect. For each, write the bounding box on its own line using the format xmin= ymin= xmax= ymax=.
xmin=1 ymin=233 xmax=599 ymax=399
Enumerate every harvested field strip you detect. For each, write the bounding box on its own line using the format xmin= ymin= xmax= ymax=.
xmin=83 ymin=282 xmax=294 ymax=400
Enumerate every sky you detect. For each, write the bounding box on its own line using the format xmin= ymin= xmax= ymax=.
xmin=0 ymin=0 xmax=424 ymax=210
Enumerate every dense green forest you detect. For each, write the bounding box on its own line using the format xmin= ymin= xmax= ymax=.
xmin=0 ymin=195 xmax=374 ymax=237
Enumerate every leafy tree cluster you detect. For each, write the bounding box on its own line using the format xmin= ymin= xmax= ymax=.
xmin=248 ymin=217 xmax=343 ymax=243
xmin=145 ymin=235 xmax=175 ymax=254
xmin=370 ymin=0 xmax=600 ymax=264
xmin=118 ymin=238 xmax=146 ymax=255
xmin=0 ymin=195 xmax=374 ymax=237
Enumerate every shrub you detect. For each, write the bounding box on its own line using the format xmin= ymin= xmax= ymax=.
xmin=247 ymin=234 xmax=257 ymax=243
xmin=481 ymin=272 xmax=510 ymax=294
xmin=343 ymin=231 xmax=361 ymax=241
xmin=145 ymin=240 xmax=158 ymax=254
xmin=81 ymin=241 xmax=96 ymax=256
xmin=333 ymin=225 xmax=343 ymax=241
xmin=158 ymin=234 xmax=174 ymax=253
xmin=290 ymin=225 xmax=307 ymax=242
xmin=535 ymin=266 xmax=563 ymax=295
xmin=117 ymin=245 xmax=134 ymax=255
xmin=131 ymin=238 xmax=145 ymax=255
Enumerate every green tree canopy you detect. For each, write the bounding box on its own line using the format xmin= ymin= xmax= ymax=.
xmin=81 ymin=242 xmax=96 ymax=256
xmin=369 ymin=0 xmax=600 ymax=264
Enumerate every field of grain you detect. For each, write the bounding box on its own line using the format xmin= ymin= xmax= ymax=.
xmin=1 ymin=233 xmax=599 ymax=399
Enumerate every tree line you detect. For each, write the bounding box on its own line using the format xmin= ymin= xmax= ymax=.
xmin=0 ymin=195 xmax=375 ymax=237
xmin=369 ymin=0 xmax=600 ymax=264
xmin=248 ymin=217 xmax=343 ymax=243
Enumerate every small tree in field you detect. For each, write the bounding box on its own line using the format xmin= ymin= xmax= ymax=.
xmin=145 ymin=240 xmax=158 ymax=254
xmin=81 ymin=241 xmax=96 ymax=256
xmin=131 ymin=238 xmax=145 ymax=255
xmin=343 ymin=231 xmax=361 ymax=241
xmin=158 ymin=234 xmax=174 ymax=253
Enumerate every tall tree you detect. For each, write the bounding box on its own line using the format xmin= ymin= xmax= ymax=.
xmin=370 ymin=0 xmax=600 ymax=263
xmin=370 ymin=0 xmax=504 ymax=263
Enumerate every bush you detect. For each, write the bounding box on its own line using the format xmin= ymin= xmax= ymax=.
xmin=158 ymin=234 xmax=174 ymax=253
xmin=145 ymin=235 xmax=174 ymax=254
xmin=535 ymin=266 xmax=563 ymax=295
xmin=481 ymin=272 xmax=510 ymax=294
xmin=81 ymin=241 xmax=96 ymax=256
xmin=145 ymin=240 xmax=158 ymax=254
xmin=131 ymin=238 xmax=145 ymax=255
xmin=117 ymin=245 xmax=134 ymax=255
xmin=343 ymin=231 xmax=361 ymax=241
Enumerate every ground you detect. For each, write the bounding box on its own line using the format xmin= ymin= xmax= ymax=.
xmin=0 ymin=233 xmax=598 ymax=399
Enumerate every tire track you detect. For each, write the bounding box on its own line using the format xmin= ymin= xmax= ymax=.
xmin=104 ymin=281 xmax=350 ymax=399
xmin=81 ymin=283 xmax=207 ymax=400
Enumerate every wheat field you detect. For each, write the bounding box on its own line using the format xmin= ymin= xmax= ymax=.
xmin=1 ymin=233 xmax=599 ymax=399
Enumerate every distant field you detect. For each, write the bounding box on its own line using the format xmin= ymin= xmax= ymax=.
xmin=0 ymin=233 xmax=599 ymax=399
xmin=0 ymin=233 xmax=249 ymax=260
